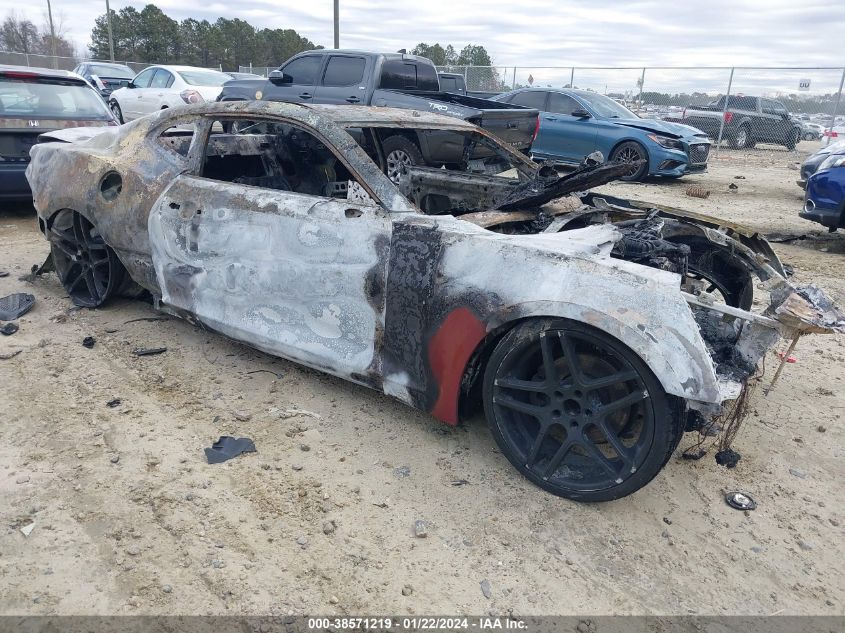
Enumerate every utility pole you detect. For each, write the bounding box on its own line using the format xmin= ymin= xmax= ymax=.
xmin=46 ymin=0 xmax=58 ymax=68
xmin=105 ymin=0 xmax=115 ymax=61
xmin=333 ymin=0 xmax=339 ymax=49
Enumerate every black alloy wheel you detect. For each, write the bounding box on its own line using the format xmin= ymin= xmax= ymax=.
xmin=48 ymin=210 xmax=125 ymax=308
xmin=610 ymin=141 xmax=649 ymax=181
xmin=483 ymin=319 xmax=682 ymax=502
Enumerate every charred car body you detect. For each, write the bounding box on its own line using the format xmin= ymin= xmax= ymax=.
xmin=26 ymin=101 xmax=842 ymax=501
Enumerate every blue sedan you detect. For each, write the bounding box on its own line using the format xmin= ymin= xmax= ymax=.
xmin=492 ymin=88 xmax=711 ymax=181
xmin=801 ymin=151 xmax=845 ymax=230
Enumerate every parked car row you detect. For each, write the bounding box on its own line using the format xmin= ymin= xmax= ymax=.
xmin=24 ymin=51 xmax=817 ymax=203
xmin=800 ymin=141 xmax=845 ymax=230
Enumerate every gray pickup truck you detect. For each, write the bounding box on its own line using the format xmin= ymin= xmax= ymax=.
xmin=218 ymin=51 xmax=538 ymax=179
xmin=680 ymin=95 xmax=802 ymax=150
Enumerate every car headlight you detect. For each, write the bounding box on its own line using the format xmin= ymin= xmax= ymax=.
xmin=647 ymin=134 xmax=682 ymax=150
xmin=818 ymin=155 xmax=845 ymax=171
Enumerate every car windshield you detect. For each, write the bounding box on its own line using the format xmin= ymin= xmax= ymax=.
xmin=574 ymin=91 xmax=638 ymax=119
xmin=86 ymin=64 xmax=134 ymax=79
xmin=178 ymin=70 xmax=232 ymax=87
xmin=0 ymin=77 xmax=112 ymax=119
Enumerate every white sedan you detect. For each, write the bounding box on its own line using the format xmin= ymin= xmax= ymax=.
xmin=108 ymin=65 xmax=231 ymax=123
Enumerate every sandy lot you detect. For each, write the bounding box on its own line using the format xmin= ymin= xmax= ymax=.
xmin=1 ymin=142 xmax=844 ymax=617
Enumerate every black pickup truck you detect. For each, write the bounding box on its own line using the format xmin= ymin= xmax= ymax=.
xmin=218 ymin=51 xmax=537 ymax=178
xmin=679 ymin=95 xmax=803 ymax=150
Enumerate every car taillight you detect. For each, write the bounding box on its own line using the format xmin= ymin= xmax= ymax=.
xmin=180 ymin=90 xmax=204 ymax=104
xmin=826 ymin=130 xmax=838 ymax=138
xmin=723 ymin=112 xmax=733 ymax=124
xmin=532 ymin=115 xmax=540 ymax=143
xmin=1 ymin=71 xmax=38 ymax=79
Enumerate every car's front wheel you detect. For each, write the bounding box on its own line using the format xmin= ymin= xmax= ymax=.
xmin=483 ymin=318 xmax=683 ymax=502
xmin=48 ymin=209 xmax=126 ymax=308
xmin=109 ymin=100 xmax=124 ymax=124
xmin=609 ymin=141 xmax=649 ymax=182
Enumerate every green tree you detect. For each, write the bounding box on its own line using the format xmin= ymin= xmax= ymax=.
xmin=87 ymin=4 xmax=320 ymax=69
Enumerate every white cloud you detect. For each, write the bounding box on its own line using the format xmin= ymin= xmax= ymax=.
xmin=1 ymin=0 xmax=842 ymax=94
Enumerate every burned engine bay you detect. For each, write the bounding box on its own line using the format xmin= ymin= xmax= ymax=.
xmin=386 ymin=132 xmax=845 ymax=417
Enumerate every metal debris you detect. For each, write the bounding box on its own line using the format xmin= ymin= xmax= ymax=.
xmin=685 ymin=185 xmax=711 ymax=199
xmin=0 ymin=293 xmax=35 ymax=320
xmin=133 ymin=347 xmax=167 ymax=356
xmin=1 ymin=323 xmax=18 ymax=336
xmin=725 ymin=491 xmax=757 ymax=511
xmin=82 ymin=336 xmax=96 ymax=348
xmin=204 ymin=436 xmax=257 ymax=464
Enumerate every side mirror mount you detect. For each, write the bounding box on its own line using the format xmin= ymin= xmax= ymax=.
xmin=127 ymin=81 xmax=136 ymax=89
xmin=571 ymin=108 xmax=591 ymax=119
xmin=269 ymin=70 xmax=292 ymax=85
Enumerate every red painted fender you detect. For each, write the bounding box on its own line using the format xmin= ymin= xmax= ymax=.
xmin=428 ymin=307 xmax=488 ymax=425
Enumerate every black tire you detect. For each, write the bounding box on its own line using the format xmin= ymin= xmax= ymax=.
xmin=803 ymin=132 xmax=816 ymax=141
xmin=674 ymin=236 xmax=754 ymax=310
xmin=609 ymin=141 xmax=649 ymax=182
xmin=109 ymin=100 xmax=124 ymax=124
xmin=483 ymin=318 xmax=682 ymax=502
xmin=729 ymin=125 xmax=751 ymax=149
xmin=47 ymin=209 xmax=126 ymax=308
xmin=785 ymin=128 xmax=800 ymax=150
xmin=381 ymin=135 xmax=424 ymax=183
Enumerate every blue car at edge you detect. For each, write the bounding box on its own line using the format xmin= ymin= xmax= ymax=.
xmin=492 ymin=88 xmax=711 ymax=181
xmin=802 ymin=150 xmax=845 ymax=231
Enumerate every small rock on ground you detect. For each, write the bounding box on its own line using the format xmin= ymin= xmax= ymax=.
xmin=480 ymin=579 xmax=492 ymax=599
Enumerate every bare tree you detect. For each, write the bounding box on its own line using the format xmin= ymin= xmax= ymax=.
xmin=1 ymin=12 xmax=40 ymax=54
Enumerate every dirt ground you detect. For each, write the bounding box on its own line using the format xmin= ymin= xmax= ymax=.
xmin=1 ymin=142 xmax=844 ymax=617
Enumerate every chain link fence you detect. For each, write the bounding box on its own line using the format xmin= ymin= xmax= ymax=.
xmin=0 ymin=50 xmax=150 ymax=73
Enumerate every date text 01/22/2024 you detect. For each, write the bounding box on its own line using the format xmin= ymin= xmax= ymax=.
xmin=306 ymin=617 xmax=528 ymax=630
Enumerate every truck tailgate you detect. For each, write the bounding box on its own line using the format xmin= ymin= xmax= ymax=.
xmin=373 ymin=89 xmax=538 ymax=149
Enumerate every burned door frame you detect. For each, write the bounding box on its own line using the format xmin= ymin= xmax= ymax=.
xmin=147 ymin=112 xmax=396 ymax=385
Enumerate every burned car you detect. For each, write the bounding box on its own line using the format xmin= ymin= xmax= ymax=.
xmin=26 ymin=101 xmax=842 ymax=502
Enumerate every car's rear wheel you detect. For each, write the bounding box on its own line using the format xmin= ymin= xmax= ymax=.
xmin=382 ymin=135 xmax=423 ymax=184
xmin=785 ymin=128 xmax=800 ymax=150
xmin=803 ymin=132 xmax=816 ymax=141
xmin=483 ymin=318 xmax=683 ymax=502
xmin=730 ymin=125 xmax=750 ymax=149
xmin=109 ymin=100 xmax=124 ymax=124
xmin=609 ymin=141 xmax=649 ymax=182
xmin=48 ymin=210 xmax=126 ymax=308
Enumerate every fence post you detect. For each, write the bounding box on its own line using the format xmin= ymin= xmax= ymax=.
xmin=636 ymin=67 xmax=646 ymax=112
xmin=714 ymin=67 xmax=735 ymax=158
xmin=569 ymin=67 xmax=575 ymax=89
xmin=25 ymin=53 xmax=29 ymax=66
xmin=512 ymin=66 xmax=516 ymax=89
xmin=830 ymin=68 xmax=845 ymax=132
xmin=463 ymin=65 xmax=468 ymax=90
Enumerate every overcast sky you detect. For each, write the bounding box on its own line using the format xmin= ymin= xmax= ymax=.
xmin=2 ymin=0 xmax=844 ymax=93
